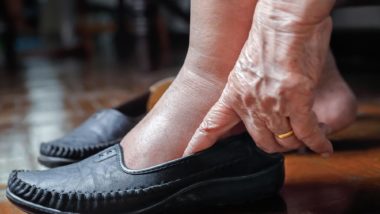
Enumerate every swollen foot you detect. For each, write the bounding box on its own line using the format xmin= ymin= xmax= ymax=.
xmin=120 ymin=70 xmax=226 ymax=169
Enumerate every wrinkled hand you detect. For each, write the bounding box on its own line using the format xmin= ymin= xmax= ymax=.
xmin=184 ymin=0 xmax=336 ymax=155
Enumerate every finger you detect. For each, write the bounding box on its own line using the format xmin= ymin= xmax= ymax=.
xmin=290 ymin=110 xmax=333 ymax=154
xmin=241 ymin=111 xmax=287 ymax=154
xmin=266 ymin=116 xmax=303 ymax=150
xmin=275 ymin=131 xmax=303 ymax=151
xmin=183 ymin=98 xmax=241 ymax=156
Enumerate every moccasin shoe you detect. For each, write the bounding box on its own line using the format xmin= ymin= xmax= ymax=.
xmin=9 ymin=133 xmax=284 ymax=214
xmin=38 ymin=78 xmax=174 ymax=168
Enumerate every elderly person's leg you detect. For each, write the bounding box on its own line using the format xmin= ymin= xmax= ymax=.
xmin=122 ymin=0 xmax=357 ymax=169
xmin=121 ymin=0 xmax=258 ymax=169
xmin=184 ymin=0 xmax=357 ymax=155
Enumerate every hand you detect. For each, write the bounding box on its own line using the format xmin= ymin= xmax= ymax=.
xmin=184 ymin=0 xmax=335 ymax=156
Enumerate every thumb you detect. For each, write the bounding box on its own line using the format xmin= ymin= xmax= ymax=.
xmin=183 ymin=97 xmax=240 ymax=156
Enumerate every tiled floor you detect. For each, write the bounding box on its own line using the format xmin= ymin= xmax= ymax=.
xmin=0 ymin=57 xmax=380 ymax=213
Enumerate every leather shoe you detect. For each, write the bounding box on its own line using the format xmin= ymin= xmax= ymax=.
xmin=38 ymin=78 xmax=174 ymax=168
xmin=8 ymin=133 xmax=284 ymax=214
xmin=38 ymin=93 xmax=147 ymax=168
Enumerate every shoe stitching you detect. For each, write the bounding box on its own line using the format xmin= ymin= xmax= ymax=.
xmin=41 ymin=141 xmax=121 ymax=159
xmin=8 ymin=157 xmax=247 ymax=212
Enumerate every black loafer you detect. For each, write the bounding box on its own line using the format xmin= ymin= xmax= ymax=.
xmin=38 ymin=93 xmax=149 ymax=168
xmin=38 ymin=77 xmax=175 ymax=168
xmin=7 ymin=133 xmax=284 ymax=214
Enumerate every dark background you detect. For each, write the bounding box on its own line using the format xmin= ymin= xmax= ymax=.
xmin=1 ymin=1 xmax=380 ymax=78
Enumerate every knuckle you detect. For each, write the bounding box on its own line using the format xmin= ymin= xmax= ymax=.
xmin=284 ymin=73 xmax=313 ymax=93
xmin=234 ymin=88 xmax=258 ymax=112
xmin=198 ymin=119 xmax=217 ymax=134
xmin=261 ymin=95 xmax=277 ymax=108
xmin=241 ymin=94 xmax=256 ymax=109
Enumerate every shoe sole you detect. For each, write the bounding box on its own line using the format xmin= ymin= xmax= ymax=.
xmin=37 ymin=155 xmax=77 ymax=168
xmin=6 ymin=161 xmax=284 ymax=214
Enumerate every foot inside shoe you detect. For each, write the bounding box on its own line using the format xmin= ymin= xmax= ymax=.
xmin=9 ymin=134 xmax=284 ymax=214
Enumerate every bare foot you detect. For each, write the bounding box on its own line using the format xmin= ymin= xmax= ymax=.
xmin=313 ymin=52 xmax=357 ymax=133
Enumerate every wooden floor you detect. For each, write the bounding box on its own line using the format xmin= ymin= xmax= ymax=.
xmin=0 ymin=58 xmax=380 ymax=214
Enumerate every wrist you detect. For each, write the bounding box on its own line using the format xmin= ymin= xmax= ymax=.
xmin=258 ymin=0 xmax=335 ymax=27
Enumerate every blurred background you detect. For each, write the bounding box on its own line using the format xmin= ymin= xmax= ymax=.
xmin=1 ymin=1 xmax=380 ymax=213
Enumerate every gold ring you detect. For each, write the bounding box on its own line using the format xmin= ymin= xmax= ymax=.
xmin=277 ymin=130 xmax=294 ymax=139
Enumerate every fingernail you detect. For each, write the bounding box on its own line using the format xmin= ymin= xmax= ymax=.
xmin=321 ymin=153 xmax=331 ymax=158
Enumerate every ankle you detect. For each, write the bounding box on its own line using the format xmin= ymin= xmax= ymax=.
xmin=174 ymin=66 xmax=226 ymax=98
xmin=182 ymin=48 xmax=236 ymax=86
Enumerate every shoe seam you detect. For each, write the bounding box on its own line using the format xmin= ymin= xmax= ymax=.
xmin=41 ymin=140 xmax=121 ymax=159
xmin=9 ymin=157 xmax=251 ymax=212
xmin=116 ymin=143 xmax=239 ymax=174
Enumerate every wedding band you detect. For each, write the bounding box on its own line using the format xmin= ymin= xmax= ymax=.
xmin=277 ymin=131 xmax=294 ymax=139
